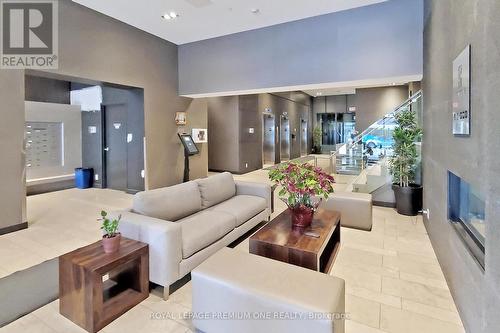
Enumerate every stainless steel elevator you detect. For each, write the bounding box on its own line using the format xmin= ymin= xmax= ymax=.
xmin=280 ymin=115 xmax=290 ymax=162
xmin=300 ymin=119 xmax=308 ymax=157
xmin=262 ymin=113 xmax=276 ymax=166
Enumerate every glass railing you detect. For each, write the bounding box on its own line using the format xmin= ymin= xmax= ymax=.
xmin=329 ymin=91 xmax=423 ymax=196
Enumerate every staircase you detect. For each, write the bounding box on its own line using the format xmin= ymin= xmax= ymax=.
xmin=327 ymin=91 xmax=423 ymax=206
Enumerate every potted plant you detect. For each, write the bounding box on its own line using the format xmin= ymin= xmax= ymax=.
xmin=389 ymin=108 xmax=423 ymax=216
xmin=269 ymin=163 xmax=335 ymax=228
xmin=312 ymin=126 xmax=322 ymax=154
xmin=99 ymin=210 xmax=121 ymax=253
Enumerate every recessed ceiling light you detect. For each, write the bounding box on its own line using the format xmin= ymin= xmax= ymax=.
xmin=251 ymin=8 xmax=260 ymax=14
xmin=162 ymin=11 xmax=179 ymax=20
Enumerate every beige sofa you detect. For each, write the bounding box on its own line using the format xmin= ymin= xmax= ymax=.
xmin=112 ymin=172 xmax=271 ymax=299
xmin=321 ymin=191 xmax=373 ymax=231
xmin=192 ymin=247 xmax=346 ymax=333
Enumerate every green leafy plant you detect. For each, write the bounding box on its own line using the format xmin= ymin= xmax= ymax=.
xmin=312 ymin=126 xmax=322 ymax=152
xmin=99 ymin=210 xmax=121 ymax=238
xmin=269 ymin=163 xmax=335 ymax=208
xmin=389 ymin=109 xmax=422 ymax=187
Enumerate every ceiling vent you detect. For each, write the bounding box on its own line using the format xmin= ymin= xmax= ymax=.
xmin=185 ymin=0 xmax=213 ymax=8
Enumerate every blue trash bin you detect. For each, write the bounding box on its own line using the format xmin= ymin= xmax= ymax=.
xmin=75 ymin=168 xmax=93 ymax=189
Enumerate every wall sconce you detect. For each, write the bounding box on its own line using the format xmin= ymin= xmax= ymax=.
xmin=175 ymin=112 xmax=187 ymax=126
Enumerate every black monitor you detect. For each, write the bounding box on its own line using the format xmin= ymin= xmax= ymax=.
xmin=178 ymin=133 xmax=199 ymax=155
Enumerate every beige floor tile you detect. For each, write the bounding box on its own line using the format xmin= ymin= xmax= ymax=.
xmin=346 ymin=319 xmax=388 ymax=333
xmin=383 ymin=255 xmax=445 ymax=280
xmin=402 ymin=300 xmax=463 ymax=326
xmin=332 ymin=265 xmax=382 ymax=292
xmin=382 ymin=277 xmax=456 ymax=311
xmin=346 ymin=294 xmax=381 ymax=329
xmin=348 ymin=286 xmax=401 ymax=308
xmin=333 ymin=260 xmax=399 ymax=279
xmin=1 ymin=314 xmax=57 ymax=333
xmin=341 ymin=228 xmax=386 ymax=249
xmin=336 ymin=247 xmax=384 ymax=268
xmin=342 ymin=242 xmax=398 ymax=257
xmin=383 ymin=238 xmax=437 ymax=259
xmin=31 ymin=301 xmax=87 ymax=333
xmin=380 ymin=304 xmax=465 ymax=333
xmin=100 ymin=304 xmax=187 ymax=333
xmin=399 ymin=271 xmax=449 ymax=290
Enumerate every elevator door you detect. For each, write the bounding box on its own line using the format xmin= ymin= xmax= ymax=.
xmin=300 ymin=119 xmax=308 ymax=157
xmin=280 ymin=116 xmax=290 ymax=162
xmin=262 ymin=114 xmax=276 ymax=166
xmin=104 ymin=104 xmax=128 ymax=191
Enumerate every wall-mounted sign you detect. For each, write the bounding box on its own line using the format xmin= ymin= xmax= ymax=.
xmin=175 ymin=112 xmax=187 ymax=126
xmin=192 ymin=128 xmax=208 ymax=143
xmin=452 ymin=45 xmax=471 ymax=136
xmin=348 ymin=106 xmax=357 ymax=112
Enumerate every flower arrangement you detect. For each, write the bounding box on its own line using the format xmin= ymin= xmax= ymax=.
xmin=269 ymin=163 xmax=335 ymax=227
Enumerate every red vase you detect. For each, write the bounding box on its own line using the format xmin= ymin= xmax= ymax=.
xmin=102 ymin=233 xmax=121 ymax=254
xmin=290 ymin=206 xmax=314 ymax=228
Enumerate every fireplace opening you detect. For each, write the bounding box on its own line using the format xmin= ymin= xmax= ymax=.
xmin=448 ymin=171 xmax=485 ymax=270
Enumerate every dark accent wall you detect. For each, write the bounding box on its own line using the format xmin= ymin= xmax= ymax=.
xmin=0 ymin=0 xmax=206 ymax=231
xmin=312 ymin=86 xmax=409 ymax=133
xmin=25 ymin=75 xmax=70 ymax=104
xmin=423 ymin=1 xmax=500 ymax=332
xmin=208 ymin=92 xmax=312 ymax=174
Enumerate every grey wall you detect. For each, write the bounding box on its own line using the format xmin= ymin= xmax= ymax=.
xmin=312 ymin=86 xmax=409 ymax=133
xmin=423 ymin=1 xmax=500 ymax=332
xmin=179 ymin=0 xmax=423 ymax=96
xmin=208 ymin=92 xmax=311 ymax=174
xmin=349 ymin=86 xmax=409 ymax=132
xmin=0 ymin=72 xmax=26 ymax=233
xmin=207 ymin=96 xmax=240 ymax=173
xmin=181 ymin=99 xmax=209 ymax=181
xmin=0 ymin=0 xmax=206 ymax=231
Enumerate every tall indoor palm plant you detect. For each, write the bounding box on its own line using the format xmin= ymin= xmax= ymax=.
xmin=389 ymin=108 xmax=423 ymax=215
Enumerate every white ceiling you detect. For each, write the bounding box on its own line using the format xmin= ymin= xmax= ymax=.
xmin=73 ymin=0 xmax=388 ymax=45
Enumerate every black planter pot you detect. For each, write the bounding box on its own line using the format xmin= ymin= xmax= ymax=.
xmin=392 ymin=184 xmax=423 ymax=216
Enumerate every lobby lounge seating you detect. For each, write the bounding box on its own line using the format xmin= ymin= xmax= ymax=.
xmin=112 ymin=172 xmax=271 ymax=300
xmin=321 ymin=192 xmax=373 ymax=231
xmin=192 ymin=247 xmax=346 ymax=333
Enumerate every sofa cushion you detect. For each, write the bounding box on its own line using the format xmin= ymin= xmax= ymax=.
xmin=133 ymin=181 xmax=202 ymax=222
xmin=179 ymin=211 xmax=236 ymax=259
xmin=195 ymin=172 xmax=236 ymax=209
xmin=210 ymin=195 xmax=267 ymax=227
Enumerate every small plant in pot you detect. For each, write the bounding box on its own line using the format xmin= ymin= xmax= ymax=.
xmin=99 ymin=210 xmax=121 ymax=254
xmin=389 ymin=108 xmax=423 ymax=216
xmin=269 ymin=163 xmax=335 ymax=228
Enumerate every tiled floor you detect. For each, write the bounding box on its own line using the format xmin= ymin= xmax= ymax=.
xmin=0 ymin=189 xmax=132 ymax=278
xmin=1 ymin=170 xmax=465 ymax=333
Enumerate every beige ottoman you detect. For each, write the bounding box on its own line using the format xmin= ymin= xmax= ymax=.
xmin=191 ymin=248 xmax=345 ymax=333
xmin=321 ymin=192 xmax=373 ymax=231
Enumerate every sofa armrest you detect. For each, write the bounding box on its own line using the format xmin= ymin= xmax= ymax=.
xmin=110 ymin=210 xmax=182 ymax=286
xmin=235 ymin=181 xmax=272 ymax=214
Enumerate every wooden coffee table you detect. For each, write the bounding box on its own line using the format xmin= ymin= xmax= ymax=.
xmin=59 ymin=237 xmax=149 ymax=333
xmin=250 ymin=208 xmax=341 ymax=273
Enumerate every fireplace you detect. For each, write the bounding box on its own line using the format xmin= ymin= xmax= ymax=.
xmin=448 ymin=171 xmax=485 ymax=269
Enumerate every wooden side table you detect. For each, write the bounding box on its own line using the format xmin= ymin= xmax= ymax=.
xmin=59 ymin=237 xmax=149 ymax=333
